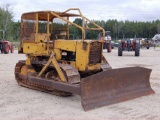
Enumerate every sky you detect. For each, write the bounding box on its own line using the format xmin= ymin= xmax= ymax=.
xmin=0 ymin=0 xmax=160 ymax=22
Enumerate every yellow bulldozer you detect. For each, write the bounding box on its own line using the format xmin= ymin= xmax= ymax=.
xmin=15 ymin=8 xmax=155 ymax=111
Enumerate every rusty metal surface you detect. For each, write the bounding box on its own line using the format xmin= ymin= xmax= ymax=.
xmin=15 ymin=61 xmax=73 ymax=96
xmin=15 ymin=61 xmax=155 ymax=111
xmin=81 ymin=67 xmax=155 ymax=111
xmin=89 ymin=42 xmax=102 ymax=64
xmin=101 ymin=62 xmax=112 ymax=71
xmin=28 ymin=76 xmax=80 ymax=95
xmin=14 ymin=60 xmax=25 ymax=83
xmin=31 ymin=60 xmax=81 ymax=84
xmin=59 ymin=63 xmax=80 ymax=84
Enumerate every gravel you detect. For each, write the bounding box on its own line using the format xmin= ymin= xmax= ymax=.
xmin=0 ymin=48 xmax=160 ymax=120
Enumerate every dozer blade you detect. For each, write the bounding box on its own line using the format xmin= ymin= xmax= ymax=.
xmin=81 ymin=66 xmax=155 ymax=111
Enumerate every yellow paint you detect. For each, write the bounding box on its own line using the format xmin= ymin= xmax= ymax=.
xmin=53 ymin=40 xmax=102 ymax=72
xmin=23 ymin=43 xmax=47 ymax=54
xmin=86 ymin=63 xmax=101 ymax=71
xmin=20 ymin=65 xmax=27 ymax=75
xmin=54 ymin=48 xmax=62 ymax=60
xmin=35 ymin=33 xmax=50 ymax=43
xmin=37 ymin=52 xmax=67 ymax=82
xmin=26 ymin=58 xmax=31 ymax=65
xmin=19 ymin=10 xmax=107 ymax=82
xmin=54 ymin=40 xmax=77 ymax=52
xmin=76 ymin=41 xmax=89 ymax=71
xmin=51 ymin=58 xmax=66 ymax=82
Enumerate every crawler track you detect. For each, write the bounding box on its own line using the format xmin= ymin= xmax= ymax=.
xmin=14 ymin=60 xmax=72 ymax=96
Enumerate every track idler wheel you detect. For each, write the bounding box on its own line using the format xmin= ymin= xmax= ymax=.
xmin=45 ymin=70 xmax=60 ymax=81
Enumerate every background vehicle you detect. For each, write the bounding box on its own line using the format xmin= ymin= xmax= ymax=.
xmin=111 ymin=41 xmax=115 ymax=49
xmin=118 ymin=38 xmax=140 ymax=56
xmin=152 ymin=34 xmax=160 ymax=41
xmin=15 ymin=8 xmax=154 ymax=111
xmin=103 ymin=31 xmax=112 ymax=52
xmin=140 ymin=38 xmax=153 ymax=49
xmin=152 ymin=34 xmax=160 ymax=47
xmin=0 ymin=30 xmax=14 ymax=54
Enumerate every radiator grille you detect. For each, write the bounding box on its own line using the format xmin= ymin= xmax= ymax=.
xmin=89 ymin=42 xmax=102 ymax=64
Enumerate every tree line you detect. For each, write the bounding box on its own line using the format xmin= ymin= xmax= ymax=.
xmin=0 ymin=4 xmax=160 ymax=41
xmin=70 ymin=18 xmax=160 ymax=40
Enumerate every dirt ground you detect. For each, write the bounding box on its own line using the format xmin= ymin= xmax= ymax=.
xmin=0 ymin=48 xmax=160 ymax=120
